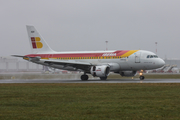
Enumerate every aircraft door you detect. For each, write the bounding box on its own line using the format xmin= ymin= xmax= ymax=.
xmin=135 ymin=52 xmax=141 ymax=63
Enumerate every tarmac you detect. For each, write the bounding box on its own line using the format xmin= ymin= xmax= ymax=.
xmin=1 ymin=79 xmax=180 ymax=83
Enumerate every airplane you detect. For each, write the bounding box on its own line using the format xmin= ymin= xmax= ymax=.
xmin=12 ymin=25 xmax=165 ymax=80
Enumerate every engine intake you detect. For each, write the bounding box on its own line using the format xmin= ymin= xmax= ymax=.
xmin=90 ymin=65 xmax=110 ymax=77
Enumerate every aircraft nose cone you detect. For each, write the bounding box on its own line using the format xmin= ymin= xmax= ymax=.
xmin=158 ymin=59 xmax=165 ymax=67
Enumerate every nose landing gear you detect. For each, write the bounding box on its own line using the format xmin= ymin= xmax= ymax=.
xmin=139 ymin=76 xmax=145 ymax=80
xmin=139 ymin=70 xmax=145 ymax=80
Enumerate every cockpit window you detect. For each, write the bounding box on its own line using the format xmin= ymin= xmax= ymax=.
xmin=154 ymin=55 xmax=158 ymax=58
xmin=147 ymin=55 xmax=158 ymax=58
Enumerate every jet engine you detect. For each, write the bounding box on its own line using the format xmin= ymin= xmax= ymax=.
xmin=119 ymin=71 xmax=137 ymax=77
xmin=90 ymin=65 xmax=110 ymax=77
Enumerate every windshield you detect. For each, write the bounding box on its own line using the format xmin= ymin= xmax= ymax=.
xmin=147 ymin=55 xmax=158 ymax=58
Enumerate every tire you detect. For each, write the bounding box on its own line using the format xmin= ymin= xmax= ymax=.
xmin=139 ymin=76 xmax=145 ymax=80
xmin=81 ymin=75 xmax=89 ymax=81
xmin=100 ymin=77 xmax=107 ymax=80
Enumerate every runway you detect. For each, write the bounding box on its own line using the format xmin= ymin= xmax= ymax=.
xmin=1 ymin=79 xmax=180 ymax=83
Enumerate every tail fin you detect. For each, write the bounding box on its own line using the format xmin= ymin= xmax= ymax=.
xmin=26 ymin=25 xmax=54 ymax=54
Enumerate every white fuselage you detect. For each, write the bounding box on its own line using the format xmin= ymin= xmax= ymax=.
xmin=13 ymin=25 xmax=166 ymax=80
xmin=28 ymin=50 xmax=165 ymax=72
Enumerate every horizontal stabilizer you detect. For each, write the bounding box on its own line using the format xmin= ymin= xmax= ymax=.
xmin=12 ymin=55 xmax=41 ymax=61
xmin=11 ymin=55 xmax=25 ymax=58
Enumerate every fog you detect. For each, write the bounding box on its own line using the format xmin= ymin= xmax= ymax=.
xmin=1 ymin=0 xmax=180 ymax=59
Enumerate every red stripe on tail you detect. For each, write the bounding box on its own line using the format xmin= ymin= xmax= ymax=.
xmin=31 ymin=37 xmax=37 ymax=49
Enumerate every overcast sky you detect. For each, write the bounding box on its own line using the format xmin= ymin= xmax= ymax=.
xmin=1 ymin=0 xmax=180 ymax=59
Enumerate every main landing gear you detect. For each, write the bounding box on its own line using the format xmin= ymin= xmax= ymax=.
xmin=100 ymin=77 xmax=107 ymax=80
xmin=80 ymin=74 xmax=108 ymax=81
xmin=81 ymin=74 xmax=89 ymax=81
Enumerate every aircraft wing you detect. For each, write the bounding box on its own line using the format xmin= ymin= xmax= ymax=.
xmin=44 ymin=59 xmax=92 ymax=66
xmin=12 ymin=55 xmax=93 ymax=72
xmin=43 ymin=59 xmax=92 ymax=72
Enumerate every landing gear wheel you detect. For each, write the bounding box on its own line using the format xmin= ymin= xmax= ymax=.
xmin=81 ymin=75 xmax=89 ymax=81
xmin=100 ymin=77 xmax=107 ymax=80
xmin=139 ymin=76 xmax=145 ymax=80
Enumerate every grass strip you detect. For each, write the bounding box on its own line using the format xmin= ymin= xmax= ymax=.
xmin=0 ymin=83 xmax=180 ymax=120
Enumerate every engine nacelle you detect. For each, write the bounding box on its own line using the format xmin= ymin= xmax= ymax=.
xmin=90 ymin=66 xmax=110 ymax=77
xmin=119 ymin=71 xmax=137 ymax=77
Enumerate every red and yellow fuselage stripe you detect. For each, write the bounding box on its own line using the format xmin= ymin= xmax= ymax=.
xmin=25 ymin=50 xmax=138 ymax=60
